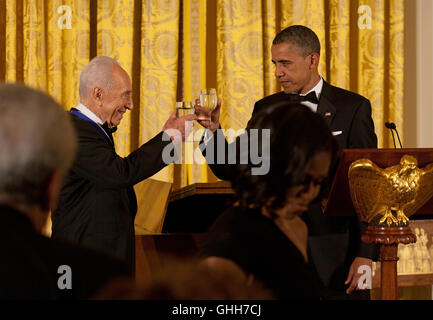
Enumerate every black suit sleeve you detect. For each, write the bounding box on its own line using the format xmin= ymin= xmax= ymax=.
xmin=355 ymin=221 xmax=379 ymax=260
xmin=200 ymin=101 xmax=260 ymax=181
xmin=245 ymin=101 xmax=259 ymax=129
xmin=199 ymin=129 xmax=233 ymax=181
xmin=348 ymin=99 xmax=377 ymax=149
xmin=73 ymin=131 xmax=173 ymax=188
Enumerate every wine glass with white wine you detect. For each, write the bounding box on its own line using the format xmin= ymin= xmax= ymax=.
xmin=176 ymin=101 xmax=194 ymax=117
xmin=208 ymin=88 xmax=218 ymax=112
xmin=199 ymin=88 xmax=218 ymax=124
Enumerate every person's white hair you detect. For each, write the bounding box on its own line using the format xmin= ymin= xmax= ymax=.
xmin=0 ymin=83 xmax=77 ymax=206
xmin=79 ymin=56 xmax=120 ymax=99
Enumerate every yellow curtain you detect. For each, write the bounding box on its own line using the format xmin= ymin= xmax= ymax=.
xmin=3 ymin=0 xmax=89 ymax=108
xmin=0 ymin=0 xmax=405 ymax=190
xmin=139 ymin=0 xmax=180 ymax=183
xmin=178 ymin=0 xmax=220 ymax=189
xmin=214 ymin=0 xmax=404 ymax=148
xmin=97 ymin=0 xmax=135 ymax=157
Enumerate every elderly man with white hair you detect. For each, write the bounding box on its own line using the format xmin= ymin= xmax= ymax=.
xmin=52 ymin=56 xmax=196 ymax=273
xmin=0 ymin=83 xmax=129 ymax=299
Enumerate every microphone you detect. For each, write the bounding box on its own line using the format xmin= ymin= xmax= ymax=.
xmin=385 ymin=122 xmax=402 ymax=148
xmin=385 ymin=122 xmax=396 ymax=148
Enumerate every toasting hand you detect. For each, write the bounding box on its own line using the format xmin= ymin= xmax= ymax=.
xmin=163 ymin=112 xmax=197 ymax=143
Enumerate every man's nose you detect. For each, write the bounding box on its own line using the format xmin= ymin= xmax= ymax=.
xmin=275 ymin=65 xmax=284 ymax=77
xmin=126 ymin=97 xmax=133 ymax=110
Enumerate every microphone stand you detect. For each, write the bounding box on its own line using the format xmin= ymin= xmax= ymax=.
xmin=394 ymin=128 xmax=403 ymax=149
xmin=390 ymin=129 xmax=397 ymax=149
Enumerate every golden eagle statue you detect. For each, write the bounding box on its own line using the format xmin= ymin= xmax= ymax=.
xmin=348 ymin=155 xmax=433 ymax=227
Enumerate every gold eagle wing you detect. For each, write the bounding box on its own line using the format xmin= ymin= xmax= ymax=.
xmin=402 ymin=163 xmax=433 ymax=217
xmin=348 ymin=159 xmax=388 ymax=223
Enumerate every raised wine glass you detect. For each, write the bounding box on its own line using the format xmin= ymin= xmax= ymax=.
xmin=199 ymin=88 xmax=218 ymax=126
xmin=208 ymin=88 xmax=218 ymax=112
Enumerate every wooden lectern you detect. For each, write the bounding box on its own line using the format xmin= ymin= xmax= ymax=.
xmin=135 ymin=182 xmax=234 ymax=283
xmin=324 ymin=148 xmax=433 ymax=300
xmin=162 ymin=181 xmax=234 ymax=233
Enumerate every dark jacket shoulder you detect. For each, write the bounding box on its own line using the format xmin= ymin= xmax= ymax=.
xmin=253 ymin=91 xmax=288 ymax=114
xmin=321 ymin=81 xmax=369 ymax=107
xmin=0 ymin=206 xmax=129 ymax=299
xmin=69 ymin=112 xmax=110 ymax=143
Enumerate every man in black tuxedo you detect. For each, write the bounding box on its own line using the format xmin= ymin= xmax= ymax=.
xmin=52 ymin=56 xmax=196 ymax=274
xmin=0 ymin=84 xmax=129 ymax=299
xmin=195 ymin=25 xmax=377 ymax=299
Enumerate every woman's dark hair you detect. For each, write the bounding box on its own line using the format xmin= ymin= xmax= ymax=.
xmin=231 ymin=103 xmax=338 ymax=211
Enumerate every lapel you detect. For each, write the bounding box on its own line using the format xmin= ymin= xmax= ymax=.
xmin=71 ymin=108 xmax=115 ymax=148
xmin=316 ymin=81 xmax=336 ymax=127
xmin=104 ymin=129 xmax=115 ymax=148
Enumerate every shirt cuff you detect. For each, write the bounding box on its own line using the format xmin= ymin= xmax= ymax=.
xmin=203 ymin=128 xmax=214 ymax=146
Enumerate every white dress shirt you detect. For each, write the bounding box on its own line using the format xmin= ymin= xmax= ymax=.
xmin=74 ymin=103 xmax=104 ymax=125
xmin=299 ymin=77 xmax=323 ymax=113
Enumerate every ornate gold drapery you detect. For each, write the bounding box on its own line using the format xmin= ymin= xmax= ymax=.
xmin=213 ymin=0 xmax=404 ymax=150
xmin=0 ymin=0 xmax=404 ymax=189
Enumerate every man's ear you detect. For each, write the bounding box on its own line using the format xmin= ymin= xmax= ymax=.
xmin=43 ymin=169 xmax=64 ymax=213
xmin=92 ymin=86 xmax=104 ymax=105
xmin=310 ymin=53 xmax=320 ymax=69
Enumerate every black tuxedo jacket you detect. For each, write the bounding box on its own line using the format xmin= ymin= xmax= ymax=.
xmin=205 ymin=80 xmax=377 ymax=180
xmin=250 ymin=81 xmax=377 ymax=152
xmin=203 ymin=80 xmax=378 ymax=296
xmin=52 ymin=112 xmax=172 ymax=272
xmin=0 ymin=206 xmax=128 ymax=299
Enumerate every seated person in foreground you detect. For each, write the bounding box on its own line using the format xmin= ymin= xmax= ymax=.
xmin=200 ymin=103 xmax=338 ymax=299
xmin=93 ymin=257 xmax=273 ymax=300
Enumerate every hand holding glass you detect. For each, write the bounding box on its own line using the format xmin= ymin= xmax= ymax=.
xmin=200 ymin=88 xmax=218 ymax=112
xmin=176 ymin=101 xmax=195 ymax=117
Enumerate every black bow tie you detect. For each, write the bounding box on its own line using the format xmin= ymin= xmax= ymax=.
xmin=101 ymin=122 xmax=118 ymax=134
xmin=287 ymin=91 xmax=319 ymax=104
